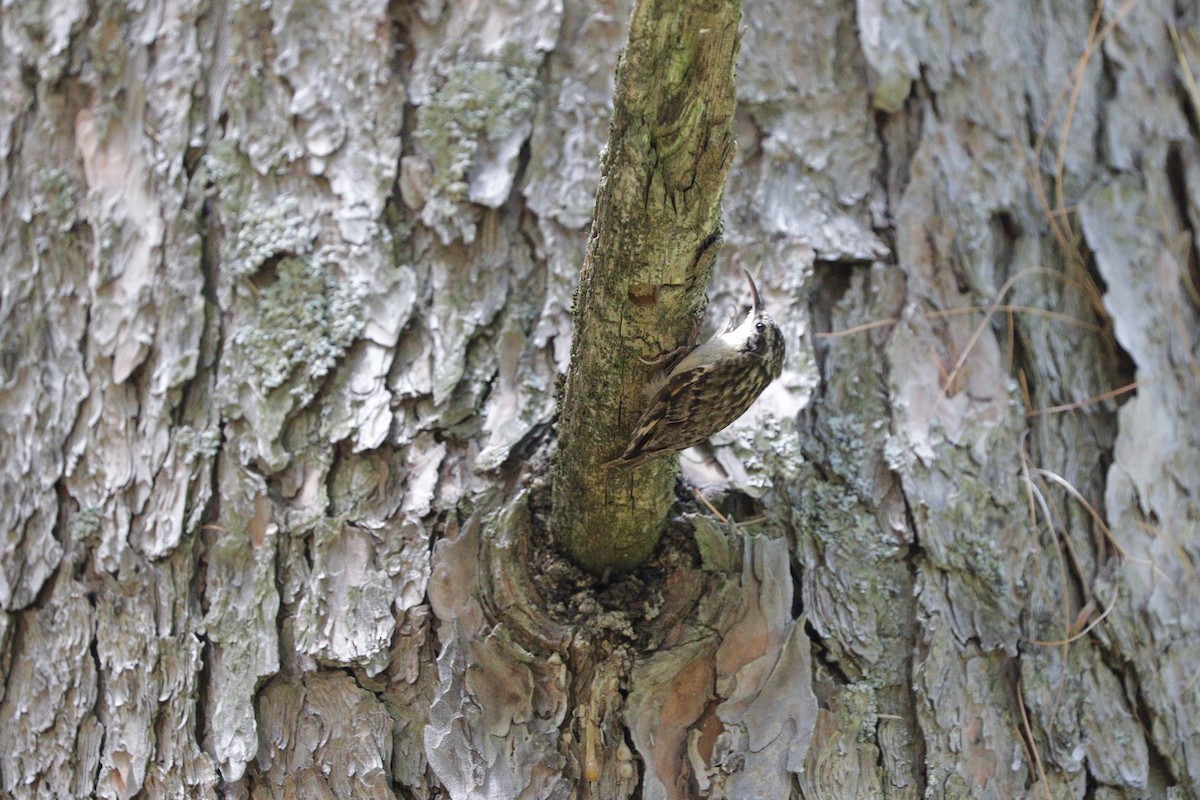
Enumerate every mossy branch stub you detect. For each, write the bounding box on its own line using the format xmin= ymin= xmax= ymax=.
xmin=551 ymin=0 xmax=743 ymax=574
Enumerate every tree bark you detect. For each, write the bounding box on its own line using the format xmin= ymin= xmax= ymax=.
xmin=1 ymin=1 xmax=1198 ymax=799
xmin=551 ymin=0 xmax=741 ymax=574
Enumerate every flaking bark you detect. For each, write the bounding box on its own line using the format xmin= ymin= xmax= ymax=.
xmin=2 ymin=0 xmax=1199 ymax=798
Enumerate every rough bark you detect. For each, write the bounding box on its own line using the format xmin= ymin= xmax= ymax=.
xmin=550 ymin=0 xmax=741 ymax=574
xmin=0 ymin=1 xmax=1197 ymax=800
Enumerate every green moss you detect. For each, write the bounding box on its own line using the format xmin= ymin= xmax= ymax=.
xmin=717 ymin=411 xmax=806 ymax=497
xmin=819 ymin=413 xmax=873 ymax=496
xmin=415 ymin=53 xmax=538 ymax=205
xmin=223 ymin=196 xmax=315 ymax=279
xmin=201 ymin=141 xmax=260 ymax=222
xmin=798 ymin=479 xmax=895 ymax=600
xmin=232 ymin=256 xmax=365 ymax=392
xmin=935 ymin=482 xmax=1008 ymax=593
xmin=800 ymin=480 xmax=873 ymax=546
xmin=201 ymin=141 xmax=242 ymax=185
xmin=70 ymin=507 xmax=103 ymax=546
xmin=841 ymin=682 xmax=881 ymax=742
xmin=32 ymin=167 xmax=77 ymax=231
xmin=173 ymin=425 xmax=222 ymax=460
xmin=690 ymin=514 xmax=733 ymax=573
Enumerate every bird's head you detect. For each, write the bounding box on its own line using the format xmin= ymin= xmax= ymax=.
xmin=728 ymin=269 xmax=785 ymax=379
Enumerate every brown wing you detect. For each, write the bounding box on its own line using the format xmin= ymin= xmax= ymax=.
xmin=605 ymin=363 xmax=726 ymax=468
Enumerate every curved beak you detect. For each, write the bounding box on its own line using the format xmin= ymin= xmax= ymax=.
xmin=742 ymin=268 xmax=762 ymax=314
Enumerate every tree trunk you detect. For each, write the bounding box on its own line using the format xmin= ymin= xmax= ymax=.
xmin=1 ymin=1 xmax=1197 ymax=800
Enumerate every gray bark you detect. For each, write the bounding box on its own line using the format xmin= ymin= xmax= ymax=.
xmin=0 ymin=1 xmax=1197 ymax=800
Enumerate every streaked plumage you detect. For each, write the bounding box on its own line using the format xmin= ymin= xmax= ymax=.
xmin=605 ymin=270 xmax=785 ymax=469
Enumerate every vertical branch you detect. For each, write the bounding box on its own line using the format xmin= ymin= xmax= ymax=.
xmin=551 ymin=0 xmax=742 ymax=574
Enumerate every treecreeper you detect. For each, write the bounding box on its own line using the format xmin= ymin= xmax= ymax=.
xmin=606 ymin=269 xmax=785 ymax=469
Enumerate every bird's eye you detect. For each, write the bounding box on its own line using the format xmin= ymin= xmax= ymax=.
xmin=755 ymin=322 xmax=765 ymax=332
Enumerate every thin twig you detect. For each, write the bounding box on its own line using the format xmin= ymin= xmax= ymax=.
xmin=1035 ymin=467 xmax=1167 ymax=582
xmin=1015 ymin=676 xmax=1054 ymax=800
xmin=693 ymin=487 xmax=729 ymax=525
xmin=1027 ymin=380 xmax=1139 ymax=417
xmin=1026 ymin=591 xmax=1117 ymax=646
xmin=814 ymin=299 xmax=1102 ymax=341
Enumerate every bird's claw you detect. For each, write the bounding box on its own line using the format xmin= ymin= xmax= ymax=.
xmin=638 ymin=344 xmax=690 ymax=370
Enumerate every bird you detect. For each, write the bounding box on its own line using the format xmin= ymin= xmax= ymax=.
xmin=605 ymin=269 xmax=785 ymax=469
